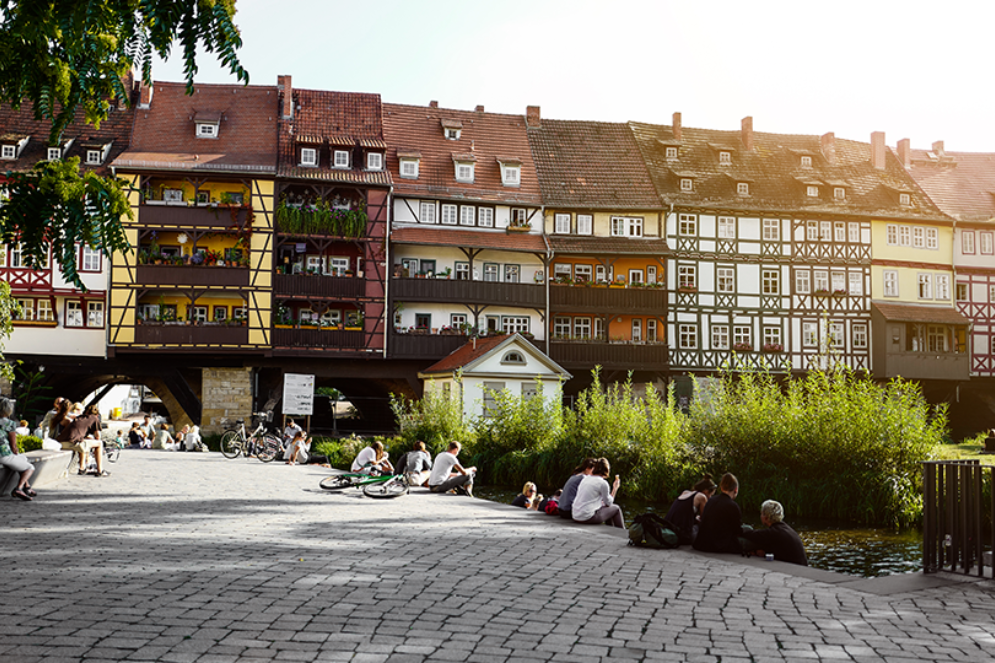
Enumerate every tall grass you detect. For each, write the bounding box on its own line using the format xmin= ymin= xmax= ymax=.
xmin=383 ymin=366 xmax=945 ymax=528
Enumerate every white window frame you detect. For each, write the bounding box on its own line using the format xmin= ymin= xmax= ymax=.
xmin=196 ymin=123 xmax=217 ymax=138
xmin=86 ymin=150 xmax=102 ymax=165
xmin=366 ymin=152 xmax=383 ymax=171
xmin=718 ymin=151 xmax=731 ymax=165
xmin=680 ymin=178 xmax=694 ymax=192
xmin=737 ymin=182 xmax=749 ymax=195
xmin=711 ymin=324 xmax=729 ymax=350
xmin=981 ymin=232 xmax=994 ymax=255
xmin=886 ymin=224 xmax=898 ymax=246
xmin=1 ymin=145 xmax=15 ymax=160
xmin=573 ymin=317 xmax=592 ymax=340
xmin=853 ymin=324 xmax=868 ymax=349
xmin=936 ymin=274 xmax=950 ymax=300
xmin=717 ymin=267 xmax=735 ymax=293
xmin=717 ymin=216 xmax=736 ymax=239
xmin=733 ymin=325 xmax=752 ymax=349
xmin=802 ymin=322 xmax=818 ymax=347
xmin=611 ymin=216 xmax=642 ymax=238
xmin=795 ymin=270 xmax=810 ymax=294
xmin=574 ymin=264 xmax=593 ymax=282
xmin=762 ymin=269 xmax=780 ymax=295
xmin=478 ymin=207 xmax=494 ymax=228
xmin=441 ymin=204 xmax=458 ymax=225
xmin=80 ymin=246 xmax=102 ymax=272
xmin=963 ymin=231 xmax=975 ymax=254
xmin=899 ymin=193 xmax=911 ymax=206
xmin=647 ymin=318 xmax=657 ymax=342
xmin=300 ymin=147 xmax=318 ymax=167
xmin=333 ymin=150 xmax=350 ymax=169
xmin=883 ymin=270 xmax=899 ymax=297
xmin=806 ymin=185 xmax=819 ymax=198
xmin=918 ymin=273 xmax=933 ymax=300
xmin=400 ymin=159 xmax=419 ymax=179
xmin=455 ymin=162 xmax=474 ymax=183
xmin=899 ymin=226 xmax=911 ymax=247
xmin=665 ymin=146 xmax=678 ymax=159
xmin=554 ymin=213 xmax=571 ymax=234
xmin=678 ymin=265 xmax=696 ymax=289
xmin=631 ymin=318 xmax=643 ymax=342
xmin=913 ymin=227 xmax=925 ymax=249
xmin=831 ymin=271 xmax=846 ymax=293
xmin=37 ymin=298 xmax=53 ymax=322
xmin=834 ymin=187 xmax=846 ymax=201
xmin=577 ymin=214 xmax=593 ymax=235
xmin=483 ymin=263 xmax=500 ymax=282
xmin=679 ymin=324 xmax=697 ymax=350
xmin=829 ymin=322 xmax=845 ymax=348
xmin=65 ymin=300 xmax=84 ymax=327
xmin=806 ymin=221 xmax=819 ymax=242
xmin=553 ymin=316 xmax=571 ymax=338
xmin=501 ymin=165 xmax=520 ymax=186
xmin=763 ymin=327 xmax=782 ymax=348
xmin=848 ymin=222 xmax=860 ymax=243
xmin=47 ymin=147 xmax=61 ymax=161
xmin=834 ymin=222 xmax=846 ymax=242
xmin=800 ymin=155 xmax=812 ymax=167
xmin=647 ymin=265 xmax=657 ymax=283
xmin=87 ymin=301 xmax=104 ymax=327
xmin=501 ymin=315 xmax=530 ymax=334
xmin=460 ymin=205 xmax=475 ymax=226
xmin=814 ymin=271 xmax=829 ymax=293
xmin=848 ymin=272 xmax=863 ymax=296
xmin=419 ymin=201 xmax=437 ymax=224
xmin=956 ymin=283 xmax=968 ymax=302
xmin=678 ymin=214 xmax=697 ymax=236
xmin=820 ymin=221 xmax=832 ymax=241
xmin=762 ymin=218 xmax=779 ymax=241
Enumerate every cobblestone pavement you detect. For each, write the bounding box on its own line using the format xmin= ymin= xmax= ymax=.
xmin=3 ymin=452 xmax=995 ymax=663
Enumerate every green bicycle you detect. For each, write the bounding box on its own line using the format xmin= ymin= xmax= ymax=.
xmin=319 ymin=470 xmax=409 ymax=498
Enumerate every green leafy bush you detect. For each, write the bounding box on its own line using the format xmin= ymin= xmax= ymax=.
xmin=16 ymin=435 xmax=43 ymax=452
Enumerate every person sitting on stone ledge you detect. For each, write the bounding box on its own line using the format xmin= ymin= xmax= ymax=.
xmin=0 ymin=396 xmax=37 ymax=501
xmin=742 ymin=500 xmax=808 ymax=566
xmin=693 ymin=472 xmax=748 ymax=554
xmin=57 ymin=403 xmax=107 ymax=476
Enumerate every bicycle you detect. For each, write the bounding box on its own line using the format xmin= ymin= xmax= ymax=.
xmin=63 ymin=438 xmax=117 ymax=475
xmin=220 ymin=411 xmax=283 ymax=462
xmin=319 ymin=470 xmax=409 ymax=498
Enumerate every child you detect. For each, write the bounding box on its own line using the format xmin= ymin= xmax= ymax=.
xmin=114 ymin=429 xmax=126 ymax=449
xmin=539 ymin=489 xmax=562 ymax=515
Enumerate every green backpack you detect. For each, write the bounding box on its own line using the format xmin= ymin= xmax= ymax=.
xmin=628 ymin=512 xmax=681 ymax=549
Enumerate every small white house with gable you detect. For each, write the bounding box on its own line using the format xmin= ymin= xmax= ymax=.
xmin=418 ymin=333 xmax=571 ymax=420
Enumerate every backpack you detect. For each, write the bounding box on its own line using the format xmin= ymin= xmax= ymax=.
xmin=542 ymin=498 xmax=559 ymax=516
xmin=628 ymin=512 xmax=681 ymax=549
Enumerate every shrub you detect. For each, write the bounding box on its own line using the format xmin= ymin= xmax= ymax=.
xmin=16 ymin=435 xmax=43 ymax=452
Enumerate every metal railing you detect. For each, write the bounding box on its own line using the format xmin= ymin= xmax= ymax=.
xmin=922 ymin=460 xmax=994 ymax=578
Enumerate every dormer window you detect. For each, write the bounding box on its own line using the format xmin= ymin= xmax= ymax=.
xmin=680 ymin=178 xmax=693 ymax=192
xmin=501 ymin=350 xmax=526 ymax=365
xmin=800 ymin=155 xmax=813 ymax=167
xmin=806 ymin=185 xmax=819 ymax=197
xmin=366 ymin=152 xmax=383 ymax=171
xmin=333 ymin=150 xmax=350 ymax=169
xmin=1 ymin=145 xmax=15 ymax=160
xmin=737 ymin=182 xmax=749 ymax=195
xmin=0 ymin=134 xmax=28 ymax=160
xmin=665 ymin=146 xmax=678 ymax=159
xmin=834 ymin=187 xmax=846 ymax=200
xmin=899 ymin=193 xmax=911 ymax=206
xmin=86 ymin=150 xmax=102 ymax=165
xmin=719 ymin=151 xmax=732 ymax=164
xmin=47 ymin=147 xmax=61 ymax=161
xmin=497 ymin=157 xmax=522 ymax=187
xmin=453 ymin=152 xmax=476 ymax=183
xmin=196 ymin=123 xmax=217 ymax=138
xmin=300 ymin=148 xmax=318 ymax=167
xmin=441 ymin=118 xmax=463 ymax=141
xmin=194 ymin=110 xmax=222 ymax=139
xmin=400 ymin=159 xmax=419 ymax=178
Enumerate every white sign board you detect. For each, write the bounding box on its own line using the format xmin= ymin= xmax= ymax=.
xmin=283 ymin=373 xmax=315 ymax=415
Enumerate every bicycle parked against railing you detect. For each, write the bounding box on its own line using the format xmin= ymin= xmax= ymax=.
xmin=319 ymin=469 xmax=409 ymax=498
xmin=220 ymin=411 xmax=283 ymax=462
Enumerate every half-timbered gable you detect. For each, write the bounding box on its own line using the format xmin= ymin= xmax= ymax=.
xmin=110 ymin=81 xmax=279 ymax=355
xmin=904 ymin=141 xmax=995 ymax=378
xmin=527 ymin=116 xmax=669 ymax=383
xmin=384 ymin=102 xmax=544 ymax=361
xmin=274 ymin=78 xmax=391 ymax=357
xmin=0 ymin=90 xmax=136 ymax=357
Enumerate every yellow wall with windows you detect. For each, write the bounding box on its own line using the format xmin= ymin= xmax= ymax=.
xmin=544 ymin=209 xmax=663 ymax=238
xmin=146 ymin=178 xmax=251 ymax=205
xmin=870 ymin=264 xmax=956 ymax=305
xmin=870 ymin=219 xmax=954 ymax=263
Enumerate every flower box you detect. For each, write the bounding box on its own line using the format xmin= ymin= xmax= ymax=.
xmin=732 ymin=343 xmax=753 ymax=352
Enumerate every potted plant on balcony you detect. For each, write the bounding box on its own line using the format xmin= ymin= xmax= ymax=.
xmin=814 ymin=288 xmax=831 ymax=296
xmin=833 ymin=289 xmax=847 ymax=296
xmin=762 ymin=343 xmax=784 ymax=353
xmin=677 ymin=284 xmax=697 ymax=294
xmin=732 ymin=342 xmax=753 ymax=352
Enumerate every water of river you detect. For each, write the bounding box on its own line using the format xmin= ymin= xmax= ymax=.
xmin=474 ymin=487 xmax=921 ymax=578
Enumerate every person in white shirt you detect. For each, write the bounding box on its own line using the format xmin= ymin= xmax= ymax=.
xmin=351 ymin=440 xmax=393 ymax=474
xmin=571 ymin=457 xmax=624 ymax=528
xmin=285 ymin=430 xmax=311 ymax=465
xmin=283 ymin=417 xmax=303 ymax=445
xmin=427 ymin=441 xmax=476 ymax=496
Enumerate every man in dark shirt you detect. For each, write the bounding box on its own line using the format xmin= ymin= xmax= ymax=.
xmin=743 ymin=500 xmax=808 ymax=566
xmin=693 ymin=472 xmax=747 ymax=554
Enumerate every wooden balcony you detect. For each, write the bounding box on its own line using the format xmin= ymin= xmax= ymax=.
xmin=139 ymin=203 xmax=251 ymax=229
xmin=274 ymin=273 xmax=365 ymax=299
xmin=883 ymin=351 xmax=970 ymax=381
xmin=548 ymin=340 xmax=670 ymax=371
xmin=136 ymin=264 xmax=249 ymax=287
xmin=550 ymin=284 xmax=667 ymax=314
xmin=388 ymin=331 xmax=469 ymax=360
xmin=134 ymin=323 xmax=249 ymax=346
xmin=392 ymin=278 xmax=544 ymax=308
xmin=272 ymin=327 xmax=367 ymax=349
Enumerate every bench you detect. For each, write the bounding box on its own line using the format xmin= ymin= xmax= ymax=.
xmin=0 ymin=449 xmax=73 ymax=495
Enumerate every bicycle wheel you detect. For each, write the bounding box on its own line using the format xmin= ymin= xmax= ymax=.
xmin=319 ymin=474 xmax=362 ymax=491
xmin=363 ymin=478 xmax=408 ymax=499
xmin=256 ymin=435 xmax=282 ymax=463
xmin=65 ymin=450 xmax=81 ymax=476
xmin=104 ymin=445 xmax=120 ymax=463
xmin=220 ymin=430 xmax=242 ymax=459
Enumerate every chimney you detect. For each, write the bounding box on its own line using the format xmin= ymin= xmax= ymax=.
xmin=117 ymin=70 xmax=134 ymax=110
xmin=741 ymin=116 xmax=754 ymax=151
xmin=820 ymin=132 xmax=836 ymax=165
xmin=672 ymin=112 xmax=682 ymax=141
xmin=526 ymin=105 xmax=541 ymax=128
xmin=897 ymin=138 xmax=911 ymax=168
xmin=475 ymin=104 xmax=484 ymax=112
xmin=279 ymin=75 xmax=293 ymax=120
xmin=871 ymin=131 xmax=886 ymax=169
xmin=429 ymin=100 xmax=438 ymax=108
xmin=138 ymin=79 xmax=153 ymax=109
xmin=932 ymin=140 xmax=945 ymax=156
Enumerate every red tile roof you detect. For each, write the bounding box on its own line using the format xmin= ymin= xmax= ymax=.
xmin=391 ymin=226 xmax=546 ymax=252
xmin=0 ymin=98 xmax=135 ymax=177
xmin=420 ymin=334 xmax=513 ymax=374
xmin=277 ymin=88 xmax=390 ymax=186
xmin=383 ymin=103 xmax=541 ymax=205
xmin=115 ymin=82 xmax=278 ymax=173
xmin=629 ymin=121 xmax=950 ymax=222
xmin=872 ymin=302 xmax=970 ymax=325
xmin=905 ymin=148 xmax=995 ymax=224
xmin=528 ymin=119 xmax=662 ymax=210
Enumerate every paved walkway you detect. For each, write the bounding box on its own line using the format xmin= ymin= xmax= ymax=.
xmin=2 ymin=451 xmax=995 ymax=663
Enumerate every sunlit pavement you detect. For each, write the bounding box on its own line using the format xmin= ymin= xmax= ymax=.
xmin=3 ymin=451 xmax=995 ymax=662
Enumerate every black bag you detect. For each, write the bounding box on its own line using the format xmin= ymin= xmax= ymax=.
xmin=628 ymin=512 xmax=682 ymax=549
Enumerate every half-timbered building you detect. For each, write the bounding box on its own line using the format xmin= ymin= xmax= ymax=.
xmin=527 ymin=113 xmax=669 ymax=386
xmin=0 ymin=92 xmax=136 ymax=358
xmin=383 ymin=102 xmax=545 ymax=362
xmin=273 ymin=77 xmax=390 ymax=357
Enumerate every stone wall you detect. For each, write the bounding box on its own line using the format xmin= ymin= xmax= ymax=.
xmin=200 ymin=367 xmax=253 ymax=434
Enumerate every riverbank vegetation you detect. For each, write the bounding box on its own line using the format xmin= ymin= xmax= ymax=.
xmin=388 ymin=367 xmax=947 ymax=528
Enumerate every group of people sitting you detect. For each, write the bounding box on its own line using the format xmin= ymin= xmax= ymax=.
xmin=125 ymin=415 xmax=205 ymax=452
xmin=350 ymin=439 xmax=477 ymax=496
xmin=510 ymin=460 xmax=808 ymax=566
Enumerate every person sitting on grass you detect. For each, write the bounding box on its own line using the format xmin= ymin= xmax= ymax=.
xmin=512 ymin=482 xmax=542 ymax=510
xmin=428 ymin=441 xmax=476 ymax=496
xmin=742 ymin=500 xmax=808 ymax=566
xmin=693 ymin=473 xmax=748 ymax=554
xmin=572 ymin=458 xmax=624 ymax=528
xmin=0 ymin=397 xmax=37 ymax=501
xmin=351 ymin=440 xmax=393 ymax=475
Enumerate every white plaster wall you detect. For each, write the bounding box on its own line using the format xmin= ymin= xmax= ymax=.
xmin=5 ymin=325 xmax=105 ymax=357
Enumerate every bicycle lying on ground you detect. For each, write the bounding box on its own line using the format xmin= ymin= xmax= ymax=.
xmin=220 ymin=411 xmax=283 ymax=462
xmin=319 ymin=470 xmax=409 ymax=498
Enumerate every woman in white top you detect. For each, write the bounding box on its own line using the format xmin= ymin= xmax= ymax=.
xmin=351 ymin=440 xmax=393 ymax=474
xmin=571 ymin=457 xmax=624 ymax=528
xmin=285 ymin=431 xmax=311 ymax=465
